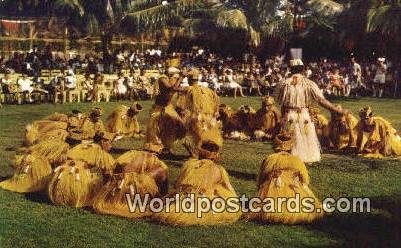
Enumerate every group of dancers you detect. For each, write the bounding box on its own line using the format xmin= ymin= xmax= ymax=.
xmin=1 ymin=50 xmax=400 ymax=226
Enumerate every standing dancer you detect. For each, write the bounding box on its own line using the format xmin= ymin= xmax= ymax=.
xmin=275 ymin=49 xmax=347 ymax=163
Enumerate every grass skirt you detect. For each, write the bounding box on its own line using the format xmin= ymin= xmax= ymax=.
xmin=66 ymin=143 xmax=115 ymax=173
xmin=282 ymin=109 xmax=321 ymax=163
xmin=153 ymin=159 xmax=241 ymax=226
xmin=186 ymin=115 xmax=223 ymax=160
xmin=24 ymin=121 xmax=68 ymax=146
xmin=93 ymin=173 xmax=159 ymax=218
xmin=250 ymin=152 xmax=323 ymax=224
xmin=48 ymin=160 xmax=104 ymax=207
xmin=106 ymin=105 xmax=141 ymax=138
xmin=43 ymin=113 xmax=69 ymax=122
xmin=93 ymin=150 xmax=169 ymax=218
xmin=0 ymin=155 xmax=52 ymax=193
xmin=358 ymin=117 xmax=401 ymax=158
xmin=144 ymin=105 xmax=186 ymax=153
xmin=22 ymin=140 xmax=70 ymax=165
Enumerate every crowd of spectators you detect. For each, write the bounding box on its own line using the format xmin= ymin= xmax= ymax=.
xmin=0 ymin=46 xmax=400 ymax=105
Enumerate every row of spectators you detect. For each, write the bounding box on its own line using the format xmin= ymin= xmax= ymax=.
xmin=0 ymin=46 xmax=400 ymax=105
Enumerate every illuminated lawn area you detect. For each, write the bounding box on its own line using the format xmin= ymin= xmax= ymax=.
xmin=0 ymin=97 xmax=400 ymax=247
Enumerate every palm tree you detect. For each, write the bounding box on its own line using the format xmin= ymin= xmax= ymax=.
xmin=123 ymin=0 xmax=200 ymax=32
xmin=210 ymin=0 xmax=344 ymax=47
xmin=337 ymin=0 xmax=401 ymax=57
xmin=366 ymin=0 xmax=401 ymax=57
xmin=367 ymin=0 xmax=401 ymax=35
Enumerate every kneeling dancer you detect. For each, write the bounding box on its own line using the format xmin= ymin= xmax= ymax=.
xmin=47 ymin=132 xmax=115 ymax=207
xmin=356 ymin=106 xmax=401 ymax=158
xmin=93 ymin=150 xmax=168 ymax=218
xmin=153 ymin=158 xmax=241 ymax=226
xmin=250 ymin=151 xmax=323 ymax=224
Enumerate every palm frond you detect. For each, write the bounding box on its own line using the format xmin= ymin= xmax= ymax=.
xmin=249 ymin=26 xmax=261 ymax=47
xmin=367 ymin=3 xmax=401 ymax=35
xmin=55 ymin=0 xmax=85 ymax=16
xmin=262 ymin=15 xmax=294 ymax=39
xmin=216 ymin=9 xmax=248 ymax=30
xmin=124 ymin=0 xmax=199 ymax=31
xmin=307 ymin=0 xmax=344 ymax=16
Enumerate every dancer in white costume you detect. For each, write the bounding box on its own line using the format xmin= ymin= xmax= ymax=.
xmin=276 ymin=49 xmax=346 ymax=163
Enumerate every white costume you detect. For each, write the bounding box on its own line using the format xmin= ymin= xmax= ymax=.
xmin=276 ymin=74 xmax=323 ymax=163
xmin=17 ymin=78 xmax=34 ymax=93
xmin=114 ymin=77 xmax=127 ymax=95
xmin=352 ymin=62 xmax=362 ymax=84
xmin=208 ymin=74 xmax=221 ymax=90
xmin=374 ymin=63 xmax=387 ymax=84
xmin=64 ymin=70 xmax=77 ymax=89
xmin=226 ymin=73 xmax=242 ymax=89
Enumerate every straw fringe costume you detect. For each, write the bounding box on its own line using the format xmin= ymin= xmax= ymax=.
xmin=0 ymin=154 xmax=52 ymax=193
xmin=251 ymin=152 xmax=323 ymax=224
xmin=43 ymin=112 xmax=69 ymax=122
xmin=47 ymin=132 xmax=115 ymax=208
xmin=66 ymin=114 xmax=87 ymax=133
xmin=154 ymin=159 xmax=241 ymax=226
xmin=106 ymin=104 xmax=142 ymax=138
xmin=24 ymin=120 xmax=68 ymax=146
xmin=68 ymin=108 xmax=105 ymax=143
xmin=66 ymin=143 xmax=115 ymax=174
xmin=48 ymin=160 xmax=104 ymax=207
xmin=70 ymin=117 xmax=105 ymax=141
xmin=144 ymin=102 xmax=187 ymax=153
xmin=309 ymin=107 xmax=329 ymax=145
xmin=219 ymin=104 xmax=243 ymax=136
xmin=328 ymin=113 xmax=358 ymax=150
xmin=93 ymin=151 xmax=168 ymax=218
xmin=276 ymin=75 xmax=329 ymax=163
xmin=178 ymin=84 xmax=223 ymax=159
xmin=357 ymin=110 xmax=401 ymax=158
xmin=24 ymin=111 xmax=82 ymax=143
xmin=252 ymin=97 xmax=281 ymax=140
xmin=144 ymin=75 xmax=186 ymax=153
xmin=3 ymin=140 xmax=68 ymax=193
xmin=22 ymin=140 xmax=70 ymax=165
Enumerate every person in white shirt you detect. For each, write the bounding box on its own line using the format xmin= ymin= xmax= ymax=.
xmin=207 ymin=68 xmax=221 ymax=93
xmin=351 ymin=57 xmax=362 ymax=85
xmin=64 ymin=70 xmax=77 ymax=90
xmin=113 ymin=71 xmax=128 ymax=100
xmin=350 ymin=57 xmax=364 ymax=96
xmin=17 ymin=74 xmax=34 ymax=102
xmin=223 ymin=69 xmax=244 ymax=98
xmin=373 ymin=57 xmax=387 ymax=98
xmin=17 ymin=74 xmax=34 ymax=94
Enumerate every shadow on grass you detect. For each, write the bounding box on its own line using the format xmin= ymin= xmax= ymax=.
xmin=159 ymin=153 xmax=191 ymax=161
xmin=226 ymin=169 xmax=256 ymax=181
xmin=109 ymin=147 xmax=132 ymax=155
xmin=25 ymin=191 xmax=51 ymax=204
xmin=4 ymin=146 xmax=18 ymax=151
xmin=306 ymin=195 xmax=401 ymax=247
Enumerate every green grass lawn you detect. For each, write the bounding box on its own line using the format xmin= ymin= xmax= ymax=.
xmin=0 ymin=97 xmax=400 ymax=248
